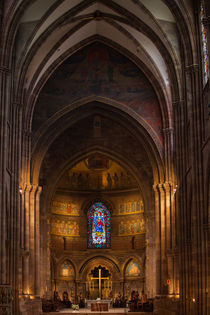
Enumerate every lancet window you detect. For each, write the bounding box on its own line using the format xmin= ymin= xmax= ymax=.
xmin=87 ymin=202 xmax=111 ymax=248
xmin=200 ymin=3 xmax=209 ymax=85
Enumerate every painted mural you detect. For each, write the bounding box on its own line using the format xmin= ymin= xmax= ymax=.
xmin=60 ymin=260 xmax=74 ymax=278
xmin=52 ymin=200 xmax=79 ymax=216
xmin=126 ymin=261 xmax=141 ymax=277
xmin=119 ymin=217 xmax=145 ymax=236
xmin=118 ymin=200 xmax=144 ymax=215
xmin=68 ymin=170 xmax=137 ymax=191
xmin=51 ymin=218 xmax=79 ymax=236
xmin=33 ymin=43 xmax=163 ymax=144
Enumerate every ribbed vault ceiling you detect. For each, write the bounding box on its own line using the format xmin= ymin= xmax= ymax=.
xmin=10 ymin=0 xmax=192 ymax=112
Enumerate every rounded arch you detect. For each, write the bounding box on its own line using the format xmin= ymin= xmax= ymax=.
xmin=32 ymin=96 xmax=164 ymax=156
xmin=123 ymin=257 xmax=144 ymax=278
xmin=82 ymin=198 xmax=114 ymax=216
xmin=56 ymin=258 xmax=76 ymax=279
xmin=78 ymin=255 xmax=121 ymax=276
xmin=122 ymin=256 xmax=144 ymax=275
xmin=40 ymin=146 xmax=155 ymax=220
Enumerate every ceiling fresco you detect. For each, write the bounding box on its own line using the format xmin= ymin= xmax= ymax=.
xmin=33 ymin=43 xmax=163 ymax=144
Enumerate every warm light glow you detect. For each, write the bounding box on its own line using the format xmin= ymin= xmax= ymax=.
xmin=193 ymin=298 xmax=195 ymax=303
xmin=63 ymin=269 xmax=69 ymax=277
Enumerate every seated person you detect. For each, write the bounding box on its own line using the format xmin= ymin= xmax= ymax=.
xmin=54 ymin=291 xmax=61 ymax=302
xmin=113 ymin=292 xmax=121 ymax=308
xmin=141 ymin=293 xmax=147 ymax=303
xmin=135 ymin=291 xmax=139 ymax=300
xmin=78 ymin=292 xmax=85 ymax=308
xmin=131 ymin=290 xmax=136 ymax=301
xmin=62 ymin=291 xmax=71 ymax=308
xmin=42 ymin=298 xmax=54 ymax=312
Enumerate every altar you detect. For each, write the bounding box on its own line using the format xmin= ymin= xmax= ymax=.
xmin=86 ymin=300 xmax=111 ymax=311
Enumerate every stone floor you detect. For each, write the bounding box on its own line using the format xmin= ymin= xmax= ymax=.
xmin=41 ymin=308 xmax=153 ymax=314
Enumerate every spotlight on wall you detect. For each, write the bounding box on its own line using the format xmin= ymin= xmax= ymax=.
xmin=19 ymin=187 xmax=23 ymax=194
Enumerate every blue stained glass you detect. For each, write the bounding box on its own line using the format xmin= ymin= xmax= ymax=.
xmin=87 ymin=202 xmax=111 ymax=248
xmin=200 ymin=3 xmax=209 ymax=85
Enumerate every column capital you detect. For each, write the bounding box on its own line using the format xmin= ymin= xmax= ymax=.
xmin=162 ymin=182 xmax=172 ymax=192
xmin=0 ymin=66 xmax=11 ymax=74
xmin=153 ymin=182 xmax=173 ymax=193
xmin=153 ymin=183 xmax=163 ymax=192
xmin=162 ymin=128 xmax=173 ymax=135
xmin=172 ymin=100 xmax=185 ymax=108
xmin=24 ymin=184 xmax=33 ymax=193
xmin=13 ymin=102 xmax=22 ymax=109
xmin=23 ymin=130 xmax=32 ymax=138
xmin=36 ymin=186 xmax=42 ymax=196
xmin=30 ymin=185 xmax=38 ymax=194
xmin=185 ymin=64 xmax=199 ymax=73
xmin=75 ymin=279 xmax=80 ymax=283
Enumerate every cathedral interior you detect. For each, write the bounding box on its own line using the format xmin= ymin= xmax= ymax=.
xmin=0 ymin=1 xmax=209 ymax=315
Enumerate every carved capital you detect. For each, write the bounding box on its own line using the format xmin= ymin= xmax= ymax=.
xmin=185 ymin=64 xmax=199 ymax=73
xmin=162 ymin=182 xmax=172 ymax=193
xmin=0 ymin=67 xmax=11 ymax=74
xmin=153 ymin=184 xmax=158 ymax=192
xmin=24 ymin=184 xmax=33 ymax=193
xmin=36 ymin=186 xmax=42 ymax=198
xmin=172 ymin=100 xmax=184 ymax=108
xmin=163 ymin=128 xmax=173 ymax=136
xmin=23 ymin=130 xmax=31 ymax=138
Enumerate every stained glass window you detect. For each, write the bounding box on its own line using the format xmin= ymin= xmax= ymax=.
xmin=200 ymin=3 xmax=209 ymax=85
xmin=87 ymin=202 xmax=111 ymax=248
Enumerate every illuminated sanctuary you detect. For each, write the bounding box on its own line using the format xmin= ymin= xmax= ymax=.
xmin=0 ymin=1 xmax=209 ymax=315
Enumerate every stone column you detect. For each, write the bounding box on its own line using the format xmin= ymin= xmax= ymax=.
xmin=120 ymin=279 xmax=125 ymax=297
xmin=0 ymin=67 xmax=10 ymax=286
xmin=153 ymin=184 xmax=161 ymax=295
xmin=153 ymin=182 xmax=175 ymax=296
xmin=75 ymin=280 xmax=79 ymax=303
xmin=35 ymin=186 xmax=42 ymax=296
xmin=163 ymin=128 xmax=174 ymax=182
xmin=21 ymin=184 xmax=42 ymax=297
xmin=158 ymin=183 xmax=167 ymax=294
xmin=23 ymin=185 xmax=31 ymax=295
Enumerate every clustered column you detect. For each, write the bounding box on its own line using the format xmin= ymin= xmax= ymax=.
xmin=20 ymin=184 xmax=42 ymax=297
xmin=153 ymin=182 xmax=177 ymax=296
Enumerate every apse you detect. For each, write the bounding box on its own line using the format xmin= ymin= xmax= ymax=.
xmin=47 ymin=154 xmax=148 ymax=301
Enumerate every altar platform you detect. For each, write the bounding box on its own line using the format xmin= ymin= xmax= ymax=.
xmin=41 ymin=308 xmax=153 ymax=314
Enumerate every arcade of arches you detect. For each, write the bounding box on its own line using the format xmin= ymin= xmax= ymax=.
xmin=0 ymin=1 xmax=209 ymax=315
